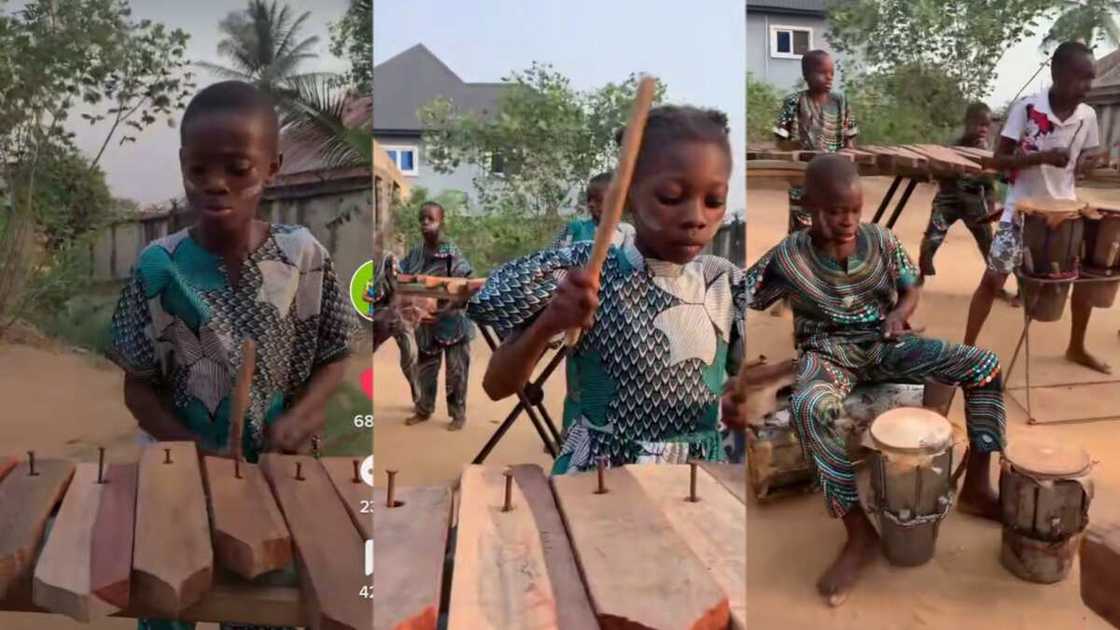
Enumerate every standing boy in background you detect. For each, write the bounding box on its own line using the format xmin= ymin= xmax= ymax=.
xmin=554 ymin=171 xmax=636 ymax=248
xmin=964 ymin=41 xmax=1107 ymax=373
xmin=400 ymin=201 xmax=476 ymax=430
xmin=110 ymin=81 xmax=357 ymax=630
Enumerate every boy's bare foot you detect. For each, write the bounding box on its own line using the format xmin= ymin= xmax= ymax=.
xmin=404 ymin=413 xmax=431 ymax=426
xmin=818 ymin=509 xmax=880 ymax=607
xmin=1066 ymin=347 xmax=1113 ymax=375
xmin=448 ymin=418 xmax=466 ymax=431
xmin=957 ymin=450 xmax=1001 ymax=521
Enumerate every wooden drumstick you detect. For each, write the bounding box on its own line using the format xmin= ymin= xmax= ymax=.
xmin=228 ymin=339 xmax=256 ymax=477
xmin=565 ymin=76 xmax=657 ymax=347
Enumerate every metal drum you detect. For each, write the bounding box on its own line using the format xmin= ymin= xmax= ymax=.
xmin=867 ymin=407 xmax=956 ymax=567
xmin=1018 ymin=197 xmax=1086 ymax=322
xmin=999 ymin=440 xmax=1093 ymax=584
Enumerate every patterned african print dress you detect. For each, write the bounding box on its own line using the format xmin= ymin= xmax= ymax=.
xmin=111 ymin=225 xmax=357 ymax=630
xmin=747 ymin=224 xmax=1005 ymax=517
xmin=468 ymin=240 xmax=747 ymax=475
xmin=773 ymin=91 xmax=859 ymax=232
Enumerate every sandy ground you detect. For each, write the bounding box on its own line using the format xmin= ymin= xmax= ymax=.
xmin=746 ymin=177 xmax=1120 ymax=629
xmin=373 ymin=336 xmax=557 ymax=486
xmin=0 ymin=331 xmax=372 ymax=630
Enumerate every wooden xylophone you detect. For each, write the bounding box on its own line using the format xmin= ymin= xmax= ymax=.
xmin=376 ymin=463 xmax=747 ymax=630
xmin=0 ymin=444 xmax=371 ymax=628
xmin=393 ymin=275 xmax=487 ymax=301
xmin=747 ymin=144 xmax=991 ymax=182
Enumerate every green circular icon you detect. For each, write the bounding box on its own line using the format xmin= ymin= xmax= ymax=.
xmin=349 ymin=260 xmax=374 ymax=321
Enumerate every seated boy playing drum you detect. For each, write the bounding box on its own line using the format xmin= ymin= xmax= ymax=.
xmin=747 ymin=155 xmax=1007 ymax=605
xmin=964 ymin=41 xmax=1107 ymax=372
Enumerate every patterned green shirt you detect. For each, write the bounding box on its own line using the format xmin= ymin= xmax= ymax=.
xmin=773 ymin=90 xmax=858 ymax=152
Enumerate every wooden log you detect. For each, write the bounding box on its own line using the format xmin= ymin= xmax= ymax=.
xmin=698 ymin=462 xmax=748 ymax=505
xmin=552 ymin=467 xmax=730 ymax=630
xmin=1081 ymin=520 xmax=1120 ymax=628
xmin=629 ymin=465 xmax=746 ymax=630
xmin=261 ymin=453 xmax=369 ymax=630
xmin=374 ymin=484 xmax=452 ymax=630
xmin=321 ymin=457 xmax=373 ymax=540
xmin=0 ymin=458 xmax=75 ymax=599
xmin=510 ymin=465 xmax=597 ymax=630
xmin=132 ymin=442 xmax=213 ymax=617
xmin=448 ymin=465 xmax=560 ymax=630
xmin=90 ymin=462 xmax=138 ymax=611
xmin=203 ymin=456 xmax=293 ymax=580
xmin=33 ymin=463 xmax=136 ymax=621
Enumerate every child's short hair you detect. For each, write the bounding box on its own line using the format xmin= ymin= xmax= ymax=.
xmin=964 ymin=102 xmax=991 ymax=121
xmin=801 ymin=50 xmax=831 ymax=77
xmin=588 ymin=172 xmax=612 ymax=189
xmin=614 ymin=105 xmax=731 ymax=176
xmin=419 ymin=201 xmax=445 ymax=219
xmin=1053 ymin=41 xmax=1093 ymax=70
xmin=180 ymin=81 xmax=279 ymax=147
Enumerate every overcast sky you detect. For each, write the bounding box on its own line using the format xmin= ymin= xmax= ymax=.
xmin=375 ymin=0 xmax=748 ymax=214
xmin=49 ymin=0 xmax=350 ymax=205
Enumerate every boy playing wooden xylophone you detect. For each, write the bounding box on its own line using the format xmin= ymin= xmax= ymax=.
xmin=110 ymin=81 xmax=358 ymax=630
xmin=963 ymin=41 xmax=1107 ymax=373
xmin=747 ymin=154 xmax=1006 ymax=605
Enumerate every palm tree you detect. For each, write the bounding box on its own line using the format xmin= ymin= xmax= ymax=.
xmin=1044 ymin=0 xmax=1120 ymax=49
xmin=200 ymin=0 xmax=371 ymax=168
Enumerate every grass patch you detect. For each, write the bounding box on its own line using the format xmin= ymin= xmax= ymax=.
xmin=33 ymin=283 xmax=123 ymax=355
xmin=323 ymin=381 xmax=373 ymax=457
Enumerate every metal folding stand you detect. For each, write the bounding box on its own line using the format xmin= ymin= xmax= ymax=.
xmin=471 ymin=324 xmax=566 ymax=464
xmin=1004 ymin=273 xmax=1120 ymax=425
xmin=869 ymin=175 xmax=922 ymax=229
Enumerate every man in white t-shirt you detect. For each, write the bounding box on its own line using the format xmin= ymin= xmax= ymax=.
xmin=964 ymin=41 xmax=1109 ymax=374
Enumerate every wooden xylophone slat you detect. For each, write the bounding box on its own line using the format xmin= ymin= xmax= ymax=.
xmin=132 ymin=442 xmax=213 ymax=617
xmin=0 ymin=459 xmax=75 ymax=599
xmin=33 ymin=463 xmax=136 ymax=621
xmin=204 ymin=456 xmax=293 ymax=581
xmin=90 ymin=463 xmax=139 ymax=611
xmin=321 ymin=457 xmax=373 ymax=540
xmin=448 ymin=465 xmax=560 ymax=630
xmin=374 ymin=484 xmax=452 ymax=630
xmin=552 ymin=466 xmax=731 ymax=630
xmin=628 ymin=465 xmax=747 ymax=630
xmin=0 ymin=457 xmax=15 ymax=483
xmin=261 ymin=453 xmax=369 ymax=630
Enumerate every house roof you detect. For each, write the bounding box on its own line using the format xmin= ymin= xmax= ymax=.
xmin=1093 ymin=47 xmax=1120 ymax=89
xmin=746 ymin=0 xmax=828 ymax=17
xmin=373 ymin=43 xmax=507 ymax=133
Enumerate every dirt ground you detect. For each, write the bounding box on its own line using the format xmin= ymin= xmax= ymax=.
xmin=0 ymin=331 xmax=372 ymax=630
xmin=746 ymin=177 xmax=1120 ymax=629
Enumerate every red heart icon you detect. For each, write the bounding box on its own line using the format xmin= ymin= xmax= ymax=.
xmin=360 ymin=368 xmax=373 ymax=400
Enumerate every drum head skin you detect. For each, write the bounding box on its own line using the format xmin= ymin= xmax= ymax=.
xmin=1017 ymin=197 xmax=1088 ymax=215
xmin=1004 ymin=440 xmax=1091 ymax=478
xmin=870 ymin=407 xmax=953 ymax=454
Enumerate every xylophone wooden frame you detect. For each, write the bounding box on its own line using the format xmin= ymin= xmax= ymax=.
xmin=1004 ymin=273 xmax=1120 ymax=425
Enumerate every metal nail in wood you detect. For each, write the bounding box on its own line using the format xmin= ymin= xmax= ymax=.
xmin=595 ymin=458 xmax=608 ymax=494
xmin=687 ymin=461 xmax=699 ymax=502
xmin=28 ymin=450 xmax=37 ymax=476
xmin=98 ymin=447 xmax=106 ymax=484
xmin=386 ymin=469 xmax=398 ymax=508
xmin=502 ymin=469 xmax=513 ymax=512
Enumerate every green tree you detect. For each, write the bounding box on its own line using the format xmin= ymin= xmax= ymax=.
xmin=828 ymin=0 xmax=1056 ymax=99
xmin=846 ymin=63 xmax=970 ymax=144
xmin=0 ymin=0 xmax=192 ymax=333
xmin=420 ymin=64 xmax=666 ymax=216
xmin=1044 ymin=0 xmax=1120 ymax=48
xmin=330 ymin=0 xmax=372 ymax=95
xmin=747 ymin=73 xmax=782 ymax=143
xmin=197 ymin=0 xmax=319 ymax=94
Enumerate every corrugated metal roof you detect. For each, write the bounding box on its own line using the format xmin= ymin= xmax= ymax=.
xmin=373 ymin=43 xmax=507 ymax=133
xmin=746 ymin=0 xmax=828 ymax=15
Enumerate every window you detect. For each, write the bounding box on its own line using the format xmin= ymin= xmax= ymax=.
xmin=489 ymin=152 xmax=506 ymax=175
xmin=383 ymin=145 xmax=418 ymax=176
xmin=770 ymin=25 xmax=812 ymax=59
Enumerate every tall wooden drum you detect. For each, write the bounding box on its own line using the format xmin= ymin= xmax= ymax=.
xmin=1017 ymin=198 xmax=1086 ymax=322
xmin=867 ymin=407 xmax=956 ymax=567
xmin=1080 ymin=204 xmax=1120 ymax=308
xmin=999 ymin=440 xmax=1093 ymax=584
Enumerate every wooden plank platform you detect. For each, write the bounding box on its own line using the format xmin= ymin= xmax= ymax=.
xmin=203 ymin=456 xmax=293 ymax=580
xmin=552 ymin=467 xmax=730 ymax=630
xmin=132 ymin=442 xmax=213 ymax=617
xmin=629 ymin=465 xmax=747 ymax=630
xmin=33 ymin=464 xmax=129 ymax=621
xmin=261 ymin=454 xmax=369 ymax=630
xmin=448 ymin=465 xmax=560 ymax=630
xmin=321 ymin=457 xmax=372 ymax=540
xmin=374 ymin=484 xmax=451 ymax=630
xmin=0 ymin=458 xmax=75 ymax=599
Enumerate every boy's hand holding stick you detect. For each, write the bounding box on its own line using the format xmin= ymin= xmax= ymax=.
xmin=227 ymin=339 xmax=256 ymax=473
xmin=564 ymin=76 xmax=657 ymax=346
